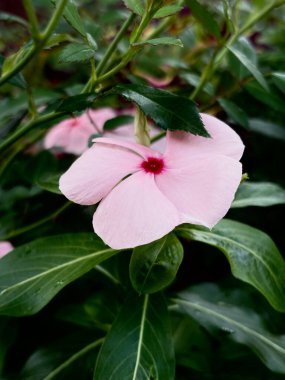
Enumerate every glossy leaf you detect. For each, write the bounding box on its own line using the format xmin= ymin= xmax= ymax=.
xmin=130 ymin=233 xmax=184 ymax=294
xmin=94 ymin=293 xmax=175 ymax=380
xmin=227 ymin=42 xmax=268 ymax=91
xmin=173 ymin=283 xmax=285 ymax=374
xmin=122 ymin=0 xmax=144 ymax=15
xmin=271 ymin=72 xmax=285 ymax=94
xmin=132 ymin=37 xmax=183 ymax=47
xmin=0 ymin=234 xmax=116 ymax=316
xmin=185 ymin=0 xmax=221 ymax=39
xmin=218 ymin=98 xmax=249 ymax=129
xmin=154 ymin=5 xmax=183 ymax=18
xmin=58 ymin=43 xmax=94 ymax=63
xmin=232 ymin=182 xmax=285 ymax=208
xmin=103 ymin=114 xmax=134 ymax=131
xmin=109 ymin=84 xmax=209 ymax=136
xmin=248 ymin=118 xmax=285 ymax=141
xmin=177 ymin=219 xmax=285 ymax=312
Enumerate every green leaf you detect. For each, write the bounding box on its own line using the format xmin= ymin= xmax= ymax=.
xmin=227 ymin=37 xmax=256 ymax=80
xmin=172 ymin=283 xmax=285 ymax=374
xmin=248 ymin=118 xmax=285 ymax=141
xmin=59 ymin=0 xmax=86 ymax=37
xmin=58 ymin=43 xmax=94 ymax=63
xmin=245 ymin=82 xmax=285 ymax=114
xmin=177 ymin=219 xmax=285 ymax=312
xmin=130 ymin=233 xmax=184 ymax=294
xmin=132 ymin=37 xmax=183 ymax=47
xmin=227 ymin=41 xmax=269 ymax=91
xmin=45 ymin=33 xmax=74 ymax=49
xmin=109 ymin=84 xmax=209 ymax=136
xmin=35 ymin=173 xmax=61 ymax=194
xmin=103 ymin=114 xmax=134 ymax=131
xmin=0 ymin=234 xmax=116 ymax=316
xmin=218 ymin=98 xmax=249 ymax=129
xmin=271 ymin=72 xmax=285 ymax=94
xmin=181 ymin=72 xmax=214 ymax=95
xmin=232 ymin=182 xmax=285 ymax=208
xmin=56 ymin=93 xmax=98 ymax=112
xmin=86 ymin=33 xmax=98 ymax=51
xmin=94 ymin=293 xmax=175 ymax=380
xmin=122 ymin=0 xmax=144 ymax=15
xmin=0 ymin=54 xmax=26 ymax=89
xmin=185 ymin=0 xmax=221 ymax=39
xmin=154 ymin=5 xmax=183 ymax=18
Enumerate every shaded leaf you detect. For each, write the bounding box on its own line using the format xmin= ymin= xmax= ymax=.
xmin=177 ymin=219 xmax=285 ymax=312
xmin=271 ymin=72 xmax=285 ymax=94
xmin=218 ymin=98 xmax=249 ymax=129
xmin=59 ymin=0 xmax=86 ymax=36
xmin=181 ymin=72 xmax=214 ymax=95
xmin=232 ymin=182 xmax=285 ymax=208
xmin=248 ymin=118 xmax=285 ymax=141
xmin=185 ymin=0 xmax=221 ymax=39
xmin=56 ymin=93 xmax=98 ymax=112
xmin=0 ymin=234 xmax=116 ymax=316
xmin=154 ymin=5 xmax=183 ymax=18
xmin=58 ymin=43 xmax=94 ymax=63
xmin=0 ymin=54 xmax=26 ymax=89
xmin=132 ymin=37 xmax=183 ymax=47
xmin=173 ymin=283 xmax=285 ymax=374
xmin=109 ymin=84 xmax=209 ymax=136
xmin=94 ymin=293 xmax=175 ymax=380
xmin=227 ymin=41 xmax=268 ymax=91
xmin=130 ymin=233 xmax=184 ymax=294
xmin=245 ymin=81 xmax=285 ymax=114
xmin=36 ymin=173 xmax=61 ymax=194
xmin=122 ymin=0 xmax=144 ymax=15
xmin=103 ymin=114 xmax=134 ymax=131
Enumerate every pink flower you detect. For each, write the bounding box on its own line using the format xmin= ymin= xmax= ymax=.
xmin=59 ymin=114 xmax=244 ymax=249
xmin=0 ymin=241 xmax=14 ymax=259
xmin=44 ymin=108 xmax=116 ymax=155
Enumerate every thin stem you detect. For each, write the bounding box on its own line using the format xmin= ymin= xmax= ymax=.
xmin=0 ymin=0 xmax=68 ymax=87
xmin=96 ymin=13 xmax=136 ymax=76
xmin=2 ymin=202 xmax=71 ymax=240
xmin=43 ymin=338 xmax=104 ymax=380
xmin=23 ymin=0 xmax=41 ymax=42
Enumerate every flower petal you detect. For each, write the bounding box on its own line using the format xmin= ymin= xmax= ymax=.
xmin=156 ymin=155 xmax=242 ymax=228
xmin=44 ymin=120 xmax=72 ymax=150
xmin=165 ymin=113 xmax=244 ymax=165
xmin=0 ymin=241 xmax=14 ymax=258
xmin=93 ymin=171 xmax=180 ymax=249
xmin=92 ymin=137 xmax=159 ymax=159
xmin=59 ymin=144 xmax=141 ymax=205
xmin=85 ymin=108 xmax=116 ymax=132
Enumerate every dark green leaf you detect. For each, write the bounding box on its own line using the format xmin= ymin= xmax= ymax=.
xmin=185 ymin=0 xmax=221 ymax=39
xmin=154 ymin=5 xmax=183 ymax=18
xmin=245 ymin=81 xmax=285 ymax=114
xmin=56 ymin=93 xmax=98 ymax=112
xmin=0 ymin=54 xmax=26 ymax=89
xmin=103 ymin=114 xmax=134 ymax=131
xmin=177 ymin=219 xmax=285 ymax=312
xmin=132 ymin=37 xmax=183 ymax=47
xmin=227 ymin=37 xmax=256 ymax=80
xmin=58 ymin=43 xmax=94 ymax=63
xmin=94 ymin=293 xmax=175 ymax=380
xmin=122 ymin=0 xmax=144 ymax=15
xmin=57 ymin=0 xmax=86 ymax=36
xmin=173 ymin=283 xmax=285 ymax=374
xmin=130 ymin=233 xmax=183 ymax=294
xmin=0 ymin=234 xmax=116 ymax=316
xmin=218 ymin=98 xmax=249 ymax=129
xmin=232 ymin=182 xmax=285 ymax=208
xmin=109 ymin=84 xmax=209 ymax=136
xmin=248 ymin=118 xmax=285 ymax=141
xmin=181 ymin=72 xmax=214 ymax=95
xmin=227 ymin=42 xmax=268 ymax=91
xmin=271 ymin=72 xmax=285 ymax=94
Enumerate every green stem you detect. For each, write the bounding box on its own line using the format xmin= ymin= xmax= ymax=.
xmin=2 ymin=202 xmax=71 ymax=240
xmin=0 ymin=0 xmax=68 ymax=87
xmin=42 ymin=338 xmax=104 ymax=380
xmin=23 ymin=0 xmax=41 ymax=42
xmin=96 ymin=13 xmax=136 ymax=76
xmin=191 ymin=0 xmax=285 ymax=100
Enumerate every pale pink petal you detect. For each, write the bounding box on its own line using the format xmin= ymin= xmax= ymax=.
xmin=92 ymin=137 xmax=159 ymax=159
xmin=156 ymin=155 xmax=242 ymax=228
xmin=44 ymin=120 xmax=73 ymax=150
xmin=59 ymin=144 xmax=142 ymax=205
xmin=104 ymin=125 xmax=134 ymax=142
xmin=0 ymin=241 xmax=14 ymax=259
xmin=93 ymin=171 xmax=180 ymax=249
xmin=85 ymin=108 xmax=116 ymax=132
xmin=67 ymin=124 xmax=95 ymax=155
xmin=165 ymin=113 xmax=244 ymax=165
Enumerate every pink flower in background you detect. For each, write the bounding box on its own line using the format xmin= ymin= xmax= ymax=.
xmin=0 ymin=241 xmax=14 ymax=259
xmin=44 ymin=108 xmax=116 ymax=155
xmin=59 ymin=114 xmax=244 ymax=249
xmin=44 ymin=107 xmax=165 ymax=155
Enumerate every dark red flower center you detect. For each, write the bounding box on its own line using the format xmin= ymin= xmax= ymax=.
xmin=141 ymin=157 xmax=164 ymax=174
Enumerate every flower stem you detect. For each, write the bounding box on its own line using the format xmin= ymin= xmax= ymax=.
xmin=0 ymin=0 xmax=68 ymax=87
xmin=22 ymin=0 xmax=41 ymax=42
